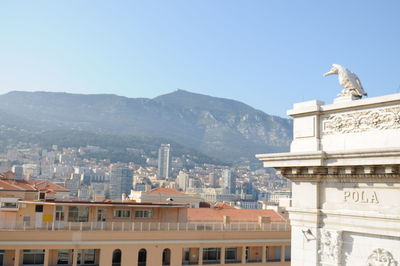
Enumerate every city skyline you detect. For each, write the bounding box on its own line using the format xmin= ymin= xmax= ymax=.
xmin=1 ymin=1 xmax=399 ymax=116
xmin=2 ymin=2 xmax=398 ymax=264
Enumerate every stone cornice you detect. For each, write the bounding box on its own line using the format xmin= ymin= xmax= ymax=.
xmin=320 ymin=93 xmax=400 ymax=114
xmin=287 ymin=93 xmax=400 ymax=117
xmin=256 ymin=148 xmax=400 ymax=169
xmin=275 ymin=166 xmax=400 ymax=182
xmin=256 ymin=151 xmax=326 ymax=167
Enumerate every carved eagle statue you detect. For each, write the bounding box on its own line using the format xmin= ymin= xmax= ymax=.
xmin=323 ymin=64 xmax=367 ymax=98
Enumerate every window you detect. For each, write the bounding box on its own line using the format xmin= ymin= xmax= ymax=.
xmin=112 ymin=249 xmax=121 ymax=265
xmin=38 ymin=192 xmax=45 ymax=200
xmin=182 ymin=248 xmax=199 ymax=265
xmin=225 ymin=247 xmax=241 ymax=264
xmin=68 ymin=206 xmax=89 ymax=222
xmin=113 ymin=209 xmax=130 ymax=218
xmin=23 ymin=216 xmax=31 ymax=223
xmin=97 ymin=209 xmax=107 ymax=221
xmin=35 ymin=205 xmax=43 ymax=212
xmin=0 ymin=250 xmax=4 ymax=266
xmin=266 ymin=246 xmax=281 ymax=262
xmin=1 ymin=202 xmax=17 ymax=208
xmin=23 ymin=250 xmax=45 ymax=265
xmin=203 ymin=248 xmax=221 ymax=265
xmin=162 ymin=249 xmax=171 ymax=266
xmin=135 ymin=210 xmax=152 ymax=219
xmin=78 ymin=249 xmax=96 ymax=265
xmin=225 ymin=248 xmax=236 ymax=260
xmin=285 ymin=246 xmax=291 ymax=261
xmin=183 ymin=248 xmax=189 ymax=263
xmin=56 ymin=206 xmax=65 ymax=221
xmin=138 ymin=249 xmax=147 ymax=266
xmin=57 ymin=249 xmax=71 ymax=264
xmin=246 ymin=246 xmax=262 ymax=263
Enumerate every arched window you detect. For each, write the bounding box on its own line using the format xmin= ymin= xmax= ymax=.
xmin=112 ymin=249 xmax=121 ymax=266
xmin=138 ymin=249 xmax=147 ymax=266
xmin=162 ymin=248 xmax=171 ymax=266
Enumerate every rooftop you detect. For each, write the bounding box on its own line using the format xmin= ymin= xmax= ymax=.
xmin=146 ymin=187 xmax=186 ymax=195
xmin=188 ymin=208 xmax=285 ymax=223
xmin=18 ymin=199 xmax=187 ymax=207
xmin=0 ymin=178 xmax=68 ymax=192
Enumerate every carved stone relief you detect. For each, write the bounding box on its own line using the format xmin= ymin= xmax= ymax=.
xmin=322 ymin=107 xmax=400 ymax=135
xmin=366 ymin=248 xmax=398 ymax=266
xmin=318 ymin=229 xmax=342 ymax=265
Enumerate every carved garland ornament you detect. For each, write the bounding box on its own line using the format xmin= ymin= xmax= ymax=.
xmin=322 ymin=107 xmax=400 ymax=135
xmin=366 ymin=248 xmax=398 ymax=266
xmin=318 ymin=229 xmax=342 ymax=265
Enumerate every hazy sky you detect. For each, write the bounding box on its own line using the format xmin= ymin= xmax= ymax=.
xmin=1 ymin=1 xmax=399 ymax=116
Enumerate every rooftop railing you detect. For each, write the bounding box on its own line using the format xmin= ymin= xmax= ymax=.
xmin=0 ymin=221 xmax=290 ymax=232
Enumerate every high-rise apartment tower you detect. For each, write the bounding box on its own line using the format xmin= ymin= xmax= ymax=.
xmin=222 ymin=169 xmax=235 ymax=194
xmin=109 ymin=164 xmax=132 ymax=200
xmin=157 ymin=144 xmax=171 ymax=180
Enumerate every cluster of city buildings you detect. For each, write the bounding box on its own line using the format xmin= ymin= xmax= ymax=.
xmin=0 ymin=171 xmax=291 ymax=266
xmin=0 ymin=143 xmax=291 ymax=210
xmin=0 ymin=141 xmax=292 ymax=266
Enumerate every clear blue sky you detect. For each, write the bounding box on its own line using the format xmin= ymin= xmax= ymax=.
xmin=1 ymin=1 xmax=399 ymax=116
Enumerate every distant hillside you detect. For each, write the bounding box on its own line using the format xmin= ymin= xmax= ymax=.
xmin=0 ymin=90 xmax=292 ymax=162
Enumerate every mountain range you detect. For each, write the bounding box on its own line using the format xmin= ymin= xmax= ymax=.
xmin=0 ymin=90 xmax=292 ymax=163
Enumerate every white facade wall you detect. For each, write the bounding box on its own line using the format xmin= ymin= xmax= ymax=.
xmin=258 ymin=93 xmax=400 ymax=266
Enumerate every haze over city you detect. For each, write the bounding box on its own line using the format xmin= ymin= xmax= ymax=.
xmin=1 ymin=1 xmax=400 ymax=116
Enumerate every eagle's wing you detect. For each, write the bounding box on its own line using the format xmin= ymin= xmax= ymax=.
xmin=355 ymin=77 xmax=367 ymax=96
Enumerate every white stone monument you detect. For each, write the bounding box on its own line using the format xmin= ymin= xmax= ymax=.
xmin=257 ymin=92 xmax=400 ymax=265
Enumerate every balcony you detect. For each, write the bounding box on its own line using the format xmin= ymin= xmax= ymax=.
xmin=0 ymin=221 xmax=290 ymax=232
xmin=0 ymin=197 xmax=20 ymax=211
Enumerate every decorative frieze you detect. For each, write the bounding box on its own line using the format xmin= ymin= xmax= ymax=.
xmin=322 ymin=107 xmax=400 ymax=135
xmin=277 ymin=165 xmax=399 ymax=180
xmin=363 ymin=167 xmax=375 ymax=174
xmin=385 ymin=166 xmax=398 ymax=174
xmin=366 ymin=248 xmax=398 ymax=266
xmin=318 ymin=229 xmax=342 ymax=265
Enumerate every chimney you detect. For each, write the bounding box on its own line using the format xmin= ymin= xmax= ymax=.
xmin=258 ymin=216 xmax=271 ymax=226
xmin=223 ymin=215 xmax=231 ymax=227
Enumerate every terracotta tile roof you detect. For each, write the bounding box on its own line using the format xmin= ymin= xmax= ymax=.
xmin=213 ymin=202 xmax=235 ymax=209
xmin=28 ymin=180 xmax=68 ymax=192
xmin=146 ymin=188 xmax=185 ymax=195
xmin=0 ymin=179 xmax=68 ymax=192
xmin=188 ymin=208 xmax=285 ymax=222
xmin=0 ymin=180 xmax=22 ymax=190
xmin=0 ymin=179 xmax=35 ymax=191
xmin=0 ymin=170 xmax=15 ymax=179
